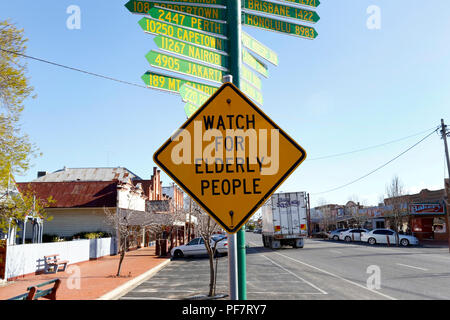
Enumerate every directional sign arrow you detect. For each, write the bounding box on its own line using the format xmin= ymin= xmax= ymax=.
xmin=277 ymin=0 xmax=320 ymax=9
xmin=126 ymin=0 xmax=227 ymax=21
xmin=154 ymin=35 xmax=229 ymax=70
xmin=240 ymin=79 xmax=263 ymax=105
xmin=148 ymin=6 xmax=227 ymax=36
xmin=146 ymin=50 xmax=224 ymax=83
xmin=243 ymin=0 xmax=320 ymax=24
xmin=139 ymin=17 xmax=228 ymax=53
xmin=241 ymin=31 xmax=278 ymax=66
xmin=184 ymin=102 xmax=200 ymax=118
xmin=240 ymin=64 xmax=262 ymax=91
xmin=242 ymin=48 xmax=269 ymax=78
xmin=142 ymin=71 xmax=218 ymax=95
xmin=242 ymin=12 xmax=318 ymax=40
xmin=179 ymin=83 xmax=211 ymax=106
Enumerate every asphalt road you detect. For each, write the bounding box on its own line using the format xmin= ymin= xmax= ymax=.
xmin=120 ymin=232 xmax=450 ymax=300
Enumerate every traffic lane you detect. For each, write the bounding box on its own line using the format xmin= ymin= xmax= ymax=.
xmin=244 ymin=246 xmax=329 ymax=300
xmin=245 ymin=240 xmax=395 ymax=300
xmin=245 ymin=234 xmax=450 ymax=299
xmin=277 ymin=240 xmax=449 ymax=300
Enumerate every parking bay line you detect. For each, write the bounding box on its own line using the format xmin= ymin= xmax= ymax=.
xmin=396 ymin=263 xmax=428 ymax=271
xmin=272 ymin=251 xmax=397 ymax=300
xmin=261 ymin=255 xmax=328 ymax=295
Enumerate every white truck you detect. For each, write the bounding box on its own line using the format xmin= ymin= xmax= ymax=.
xmin=261 ymin=192 xmax=308 ymax=249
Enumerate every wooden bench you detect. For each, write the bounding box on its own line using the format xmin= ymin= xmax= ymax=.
xmin=9 ymin=279 xmax=61 ymax=300
xmin=44 ymin=254 xmax=69 ymax=274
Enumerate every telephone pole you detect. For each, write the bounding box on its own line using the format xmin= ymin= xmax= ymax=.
xmin=440 ymin=119 xmax=450 ymax=253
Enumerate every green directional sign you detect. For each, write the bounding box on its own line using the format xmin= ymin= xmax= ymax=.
xmin=241 ymin=32 xmax=278 ymax=66
xmin=154 ymin=36 xmax=228 ymax=69
xmin=184 ymin=102 xmax=199 ymax=118
xmin=240 ymin=64 xmax=262 ymax=90
xmin=126 ymin=0 xmax=226 ymax=21
xmin=243 ymin=0 xmax=320 ymax=24
xmin=146 ymin=51 xmax=223 ymax=83
xmin=243 ymin=12 xmax=318 ymax=40
xmin=277 ymin=0 xmax=320 ymax=9
xmin=139 ymin=17 xmax=228 ymax=53
xmin=179 ymin=84 xmax=210 ymax=107
xmin=142 ymin=71 xmax=218 ymax=95
xmin=242 ymin=49 xmax=268 ymax=78
xmin=148 ymin=7 xmax=227 ymax=36
xmin=240 ymin=79 xmax=263 ymax=105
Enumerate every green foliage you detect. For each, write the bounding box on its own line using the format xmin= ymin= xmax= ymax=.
xmin=0 ymin=20 xmax=35 ymax=118
xmin=72 ymin=231 xmax=112 ymax=240
xmin=0 ymin=20 xmax=42 ymax=232
xmin=42 ymin=234 xmax=66 ymax=243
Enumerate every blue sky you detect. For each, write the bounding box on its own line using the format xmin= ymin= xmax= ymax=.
xmin=2 ymin=0 xmax=450 ymax=207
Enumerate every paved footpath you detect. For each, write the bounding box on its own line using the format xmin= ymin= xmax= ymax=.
xmin=0 ymin=247 xmax=169 ymax=300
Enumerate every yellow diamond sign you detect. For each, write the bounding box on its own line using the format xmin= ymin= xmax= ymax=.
xmin=154 ymin=83 xmax=306 ymax=233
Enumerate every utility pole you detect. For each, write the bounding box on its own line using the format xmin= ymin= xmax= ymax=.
xmin=188 ymin=197 xmax=192 ymax=242
xmin=440 ymin=119 xmax=450 ymax=253
xmin=306 ymin=193 xmax=311 ymax=237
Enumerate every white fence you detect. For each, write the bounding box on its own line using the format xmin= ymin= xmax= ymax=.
xmin=89 ymin=237 xmax=117 ymax=259
xmin=4 ymin=238 xmax=117 ymax=280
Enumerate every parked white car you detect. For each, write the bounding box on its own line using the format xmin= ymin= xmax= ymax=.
xmin=328 ymin=228 xmax=349 ymax=241
xmin=170 ymin=236 xmax=228 ymax=258
xmin=339 ymin=228 xmax=369 ymax=242
xmin=360 ymin=229 xmax=419 ymax=247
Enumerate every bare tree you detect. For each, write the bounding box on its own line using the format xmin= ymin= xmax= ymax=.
xmin=385 ymin=175 xmax=408 ymax=246
xmin=104 ymin=205 xmax=183 ymax=277
xmin=190 ymin=203 xmax=224 ymax=297
xmin=347 ymin=196 xmax=368 ymax=228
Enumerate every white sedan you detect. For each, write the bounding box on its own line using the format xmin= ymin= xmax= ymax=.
xmin=170 ymin=236 xmax=228 ymax=258
xmin=361 ymin=229 xmax=419 ymax=246
xmin=339 ymin=228 xmax=369 ymax=242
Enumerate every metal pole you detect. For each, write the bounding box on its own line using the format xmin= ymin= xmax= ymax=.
xmin=227 ymin=232 xmax=238 ymax=300
xmin=227 ymin=0 xmax=246 ymax=300
xmin=222 ymin=75 xmax=239 ymax=300
xmin=440 ymin=119 xmax=450 ymax=252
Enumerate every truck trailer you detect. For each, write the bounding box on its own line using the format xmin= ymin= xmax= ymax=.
xmin=261 ymin=192 xmax=308 ymax=249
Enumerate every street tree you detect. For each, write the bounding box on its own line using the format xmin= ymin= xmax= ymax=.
xmin=0 ymin=20 xmax=40 ymax=232
xmin=104 ymin=200 xmax=186 ymax=277
xmin=347 ymin=195 xmax=368 ymax=228
xmin=190 ymin=202 xmax=224 ymax=298
xmin=385 ymin=175 xmax=408 ymax=246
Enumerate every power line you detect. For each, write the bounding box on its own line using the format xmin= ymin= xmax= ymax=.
xmin=306 ymin=126 xmax=438 ymax=161
xmin=0 ymin=47 xmax=148 ymax=89
xmin=311 ymin=126 xmax=439 ymax=196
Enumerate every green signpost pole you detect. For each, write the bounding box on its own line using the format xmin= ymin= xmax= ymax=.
xmin=227 ymin=0 xmax=247 ymax=301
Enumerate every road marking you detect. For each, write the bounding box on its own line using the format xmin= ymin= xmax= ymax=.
xmin=261 ymin=254 xmax=328 ymax=295
xmin=249 ymin=291 xmax=324 ymax=295
xmin=272 ymin=251 xmax=397 ymax=300
xmin=396 ymin=263 xmax=428 ymax=271
xmin=330 ymin=250 xmax=343 ymax=254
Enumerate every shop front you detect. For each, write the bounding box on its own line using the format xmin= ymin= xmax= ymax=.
xmin=409 ymin=203 xmax=447 ymax=241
